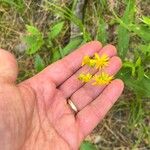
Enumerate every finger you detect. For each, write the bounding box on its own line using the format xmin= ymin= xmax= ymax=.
xmin=76 ymin=79 xmax=124 ymax=139
xmin=0 ymin=49 xmax=18 ymax=82
xmin=70 ymin=56 xmax=122 ymax=110
xmin=59 ymin=44 xmax=117 ymax=98
xmin=33 ymin=41 xmax=102 ymax=86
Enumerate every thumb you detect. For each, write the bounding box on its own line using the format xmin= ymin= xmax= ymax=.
xmin=0 ymin=49 xmax=18 ymax=82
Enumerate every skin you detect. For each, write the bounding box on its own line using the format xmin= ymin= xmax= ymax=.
xmin=0 ymin=41 xmax=124 ymax=150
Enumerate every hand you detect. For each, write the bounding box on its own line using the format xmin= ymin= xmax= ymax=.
xmin=0 ymin=41 xmax=124 ymax=150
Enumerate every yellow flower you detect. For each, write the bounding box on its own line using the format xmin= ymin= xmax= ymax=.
xmin=78 ymin=73 xmax=92 ymax=83
xmin=79 ymin=53 xmax=112 ymax=85
xmin=92 ymin=72 xmax=113 ymax=85
xmin=81 ymin=56 xmax=96 ymax=67
xmin=81 ymin=56 xmax=90 ymax=66
xmin=94 ymin=53 xmax=109 ymax=69
xmin=88 ymin=59 xmax=96 ymax=67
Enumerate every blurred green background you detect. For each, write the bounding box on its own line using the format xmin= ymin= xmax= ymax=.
xmin=0 ymin=0 xmax=150 ymax=149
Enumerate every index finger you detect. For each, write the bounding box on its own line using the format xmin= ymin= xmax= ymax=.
xmin=36 ymin=41 xmax=102 ymax=86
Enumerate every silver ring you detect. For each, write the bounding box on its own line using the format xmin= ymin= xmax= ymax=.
xmin=68 ymin=99 xmax=78 ymax=113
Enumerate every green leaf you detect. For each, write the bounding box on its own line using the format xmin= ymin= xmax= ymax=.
xmin=123 ymin=62 xmax=135 ymax=76
xmin=128 ymin=97 xmax=144 ymax=127
xmin=48 ymin=21 xmax=64 ymax=40
xmin=63 ymin=37 xmax=83 ymax=55
xmin=140 ymin=16 xmax=150 ymax=26
xmin=118 ymin=26 xmax=130 ymax=59
xmin=52 ymin=36 xmax=83 ymax=62
xmin=26 ymin=25 xmax=39 ymax=34
xmin=135 ymin=57 xmax=141 ymax=67
xmin=83 ymin=27 xmax=92 ymax=42
xmin=138 ymin=44 xmax=150 ymax=55
xmin=96 ymin=17 xmax=108 ymax=44
xmin=137 ymin=66 xmax=144 ymax=80
xmin=117 ymin=0 xmax=135 ymax=59
xmin=23 ymin=25 xmax=44 ymax=55
xmin=113 ymin=16 xmax=150 ymax=43
xmin=126 ymin=77 xmax=150 ymax=97
xmin=118 ymin=69 xmax=150 ymax=98
xmin=130 ymin=24 xmax=150 ymax=42
xmin=34 ymin=54 xmax=45 ymax=72
xmin=80 ymin=141 xmax=97 ymax=150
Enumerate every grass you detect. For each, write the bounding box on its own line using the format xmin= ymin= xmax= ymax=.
xmin=0 ymin=0 xmax=150 ymax=149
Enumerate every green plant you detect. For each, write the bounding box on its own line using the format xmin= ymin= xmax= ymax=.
xmin=23 ymin=21 xmax=65 ymax=58
xmin=112 ymin=1 xmax=150 ymax=147
xmin=23 ymin=25 xmax=44 ymax=55
xmin=117 ymin=0 xmax=136 ymax=59
xmin=34 ymin=54 xmax=45 ymax=73
xmin=51 ymin=36 xmax=83 ymax=62
xmin=45 ymin=2 xmax=91 ymax=41
xmin=0 ymin=0 xmax=25 ymax=13
xmin=80 ymin=141 xmax=97 ymax=150
xmin=43 ymin=2 xmax=85 ymax=62
xmin=114 ymin=2 xmax=150 ymax=98
xmin=96 ymin=17 xmax=108 ymax=44
xmin=48 ymin=21 xmax=64 ymax=42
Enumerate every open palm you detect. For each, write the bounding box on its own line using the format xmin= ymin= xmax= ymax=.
xmin=0 ymin=41 xmax=124 ymax=150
